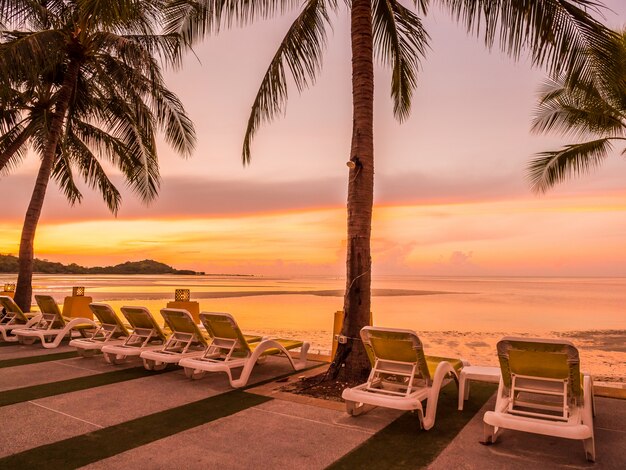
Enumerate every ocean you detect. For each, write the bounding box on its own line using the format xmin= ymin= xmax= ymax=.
xmin=2 ymin=274 xmax=624 ymax=383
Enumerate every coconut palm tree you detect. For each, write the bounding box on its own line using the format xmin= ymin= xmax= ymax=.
xmin=0 ymin=0 xmax=196 ymax=312
xmin=166 ymin=0 xmax=614 ymax=381
xmin=529 ymin=29 xmax=625 ymax=192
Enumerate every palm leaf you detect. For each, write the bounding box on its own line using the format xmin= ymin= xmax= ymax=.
xmin=372 ymin=0 xmax=429 ymax=121
xmin=63 ymin=128 xmax=123 ymax=213
xmin=439 ymin=0 xmax=616 ymax=82
xmin=163 ymin=0 xmax=302 ymax=43
xmin=528 ymin=138 xmax=614 ymax=192
xmin=242 ymin=0 xmax=333 ymax=163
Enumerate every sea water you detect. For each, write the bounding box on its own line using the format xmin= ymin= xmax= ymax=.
xmin=2 ymin=274 xmax=624 ymax=383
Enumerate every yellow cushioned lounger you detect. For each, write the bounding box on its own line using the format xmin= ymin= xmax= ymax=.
xmin=483 ymin=337 xmax=595 ymax=462
xmin=0 ymin=296 xmax=41 ymax=342
xmin=140 ymin=308 xmax=249 ymax=371
xmin=341 ymin=326 xmax=467 ymax=430
xmin=13 ymin=295 xmax=96 ymax=348
xmin=178 ymin=312 xmax=309 ymax=388
xmin=101 ymin=306 xmax=169 ymax=365
xmin=69 ymin=303 xmax=130 ymax=356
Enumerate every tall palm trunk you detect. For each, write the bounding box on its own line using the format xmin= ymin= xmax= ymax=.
xmin=0 ymin=127 xmax=32 ymax=172
xmin=14 ymin=60 xmax=80 ymax=312
xmin=328 ymin=0 xmax=375 ymax=382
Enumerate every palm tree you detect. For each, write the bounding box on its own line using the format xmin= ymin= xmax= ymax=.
xmin=166 ymin=0 xmax=614 ymax=382
xmin=529 ymin=29 xmax=625 ymax=192
xmin=0 ymin=0 xmax=196 ymax=312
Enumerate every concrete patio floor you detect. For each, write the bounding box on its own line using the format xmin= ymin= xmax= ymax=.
xmin=0 ymin=341 xmax=624 ymax=469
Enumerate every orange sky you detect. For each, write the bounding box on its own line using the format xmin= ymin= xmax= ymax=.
xmin=1 ymin=1 xmax=625 ymax=277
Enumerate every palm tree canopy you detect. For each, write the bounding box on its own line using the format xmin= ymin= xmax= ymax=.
xmin=0 ymin=0 xmax=197 ymax=210
xmin=164 ymin=0 xmax=616 ymax=163
xmin=528 ymin=29 xmax=625 ymax=192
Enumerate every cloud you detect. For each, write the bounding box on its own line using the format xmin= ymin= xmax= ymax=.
xmin=0 ymin=169 xmax=555 ymax=224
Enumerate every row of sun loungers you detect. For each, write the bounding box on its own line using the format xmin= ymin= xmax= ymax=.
xmin=0 ymin=295 xmax=309 ymax=388
xmin=0 ymin=294 xmax=596 ymax=462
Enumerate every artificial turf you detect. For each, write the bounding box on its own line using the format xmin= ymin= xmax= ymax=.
xmin=327 ymin=382 xmax=497 ymax=469
xmin=0 ymin=389 xmax=271 ymax=469
xmin=0 ymin=350 xmax=80 ymax=368
xmin=0 ymin=366 xmax=173 ymax=407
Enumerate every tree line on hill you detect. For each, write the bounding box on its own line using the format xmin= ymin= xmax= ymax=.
xmin=0 ymin=255 xmax=201 ymax=275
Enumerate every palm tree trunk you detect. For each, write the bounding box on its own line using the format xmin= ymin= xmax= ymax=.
xmin=327 ymin=0 xmax=374 ymax=382
xmin=0 ymin=127 xmax=31 ymax=173
xmin=14 ymin=60 xmax=80 ymax=312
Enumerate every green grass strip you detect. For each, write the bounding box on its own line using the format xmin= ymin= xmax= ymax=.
xmin=0 ymin=389 xmax=271 ymax=469
xmin=0 ymin=350 xmax=80 ymax=368
xmin=0 ymin=366 xmax=172 ymax=407
xmin=327 ymin=382 xmax=497 ymax=469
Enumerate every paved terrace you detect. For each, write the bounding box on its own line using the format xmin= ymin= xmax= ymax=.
xmin=0 ymin=342 xmax=624 ymax=469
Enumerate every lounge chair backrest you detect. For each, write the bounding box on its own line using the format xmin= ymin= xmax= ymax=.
xmin=496 ymin=337 xmax=582 ymax=401
xmin=0 ymin=296 xmax=29 ymax=322
xmin=89 ymin=303 xmax=129 ymax=337
xmin=160 ymin=308 xmax=207 ymax=346
xmin=121 ymin=306 xmax=167 ymax=340
xmin=34 ymin=295 xmax=65 ymax=328
xmin=199 ymin=312 xmax=251 ymax=354
xmin=360 ymin=326 xmax=431 ymax=381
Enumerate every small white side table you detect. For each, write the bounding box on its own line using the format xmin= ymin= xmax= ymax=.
xmin=458 ymin=365 xmax=501 ymax=410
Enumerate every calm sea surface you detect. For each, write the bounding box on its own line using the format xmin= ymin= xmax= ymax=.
xmin=3 ymin=274 xmax=624 ymax=381
xmin=2 ymin=274 xmax=623 ymax=332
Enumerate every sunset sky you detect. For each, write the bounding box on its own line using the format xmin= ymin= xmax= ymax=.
xmin=2 ymin=1 xmax=626 ymax=276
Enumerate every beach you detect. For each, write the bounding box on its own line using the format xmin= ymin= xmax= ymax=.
xmin=3 ymin=273 xmax=624 ymax=384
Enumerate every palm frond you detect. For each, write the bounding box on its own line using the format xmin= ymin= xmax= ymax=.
xmin=0 ymin=30 xmax=65 ymax=84
xmin=152 ymin=87 xmax=196 ymax=156
xmin=242 ymin=0 xmax=332 ymax=163
xmin=527 ymin=138 xmax=614 ymax=192
xmin=372 ymin=0 xmax=429 ymax=121
xmin=439 ymin=0 xmax=616 ymax=81
xmin=0 ymin=120 xmax=34 ymax=174
xmin=63 ymin=128 xmax=123 ymax=213
xmin=163 ymin=0 xmax=303 ymax=43
xmin=51 ymin=147 xmax=83 ymax=206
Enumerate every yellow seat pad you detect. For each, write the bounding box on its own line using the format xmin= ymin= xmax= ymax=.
xmin=425 ymin=355 xmax=464 ymax=377
xmin=250 ymin=339 xmax=303 ymax=356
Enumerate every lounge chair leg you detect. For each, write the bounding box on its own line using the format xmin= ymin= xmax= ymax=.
xmin=184 ymin=367 xmax=206 ymax=380
xmin=143 ymin=358 xmax=155 ymax=370
xmin=21 ymin=337 xmax=36 ymax=345
xmin=583 ymin=438 xmax=595 ymax=462
xmin=346 ymin=400 xmax=373 ymax=416
xmin=458 ymin=374 xmax=469 ymax=410
xmin=153 ymin=362 xmax=166 ymax=371
xmin=481 ymin=422 xmax=497 ymax=445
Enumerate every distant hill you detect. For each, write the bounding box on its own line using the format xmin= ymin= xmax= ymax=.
xmin=0 ymin=255 xmax=202 ymax=275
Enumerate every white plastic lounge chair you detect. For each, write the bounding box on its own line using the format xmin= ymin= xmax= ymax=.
xmin=139 ymin=308 xmax=222 ymax=371
xmin=101 ymin=306 xmax=169 ymax=365
xmin=0 ymin=296 xmax=41 ymax=342
xmin=179 ymin=312 xmax=310 ymax=388
xmin=68 ymin=303 xmax=129 ymax=357
xmin=13 ymin=295 xmax=96 ymax=348
xmin=341 ymin=326 xmax=467 ymax=430
xmin=483 ymin=337 xmax=596 ymax=462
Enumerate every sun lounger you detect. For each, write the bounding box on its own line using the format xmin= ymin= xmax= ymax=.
xmin=13 ymin=295 xmax=96 ymax=348
xmin=0 ymin=296 xmax=41 ymax=342
xmin=178 ymin=311 xmax=310 ymax=388
xmin=341 ymin=326 xmax=466 ymax=430
xmin=68 ymin=303 xmax=129 ymax=356
xmin=139 ymin=308 xmax=220 ymax=371
xmin=100 ymin=306 xmax=169 ymax=364
xmin=483 ymin=337 xmax=596 ymax=461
